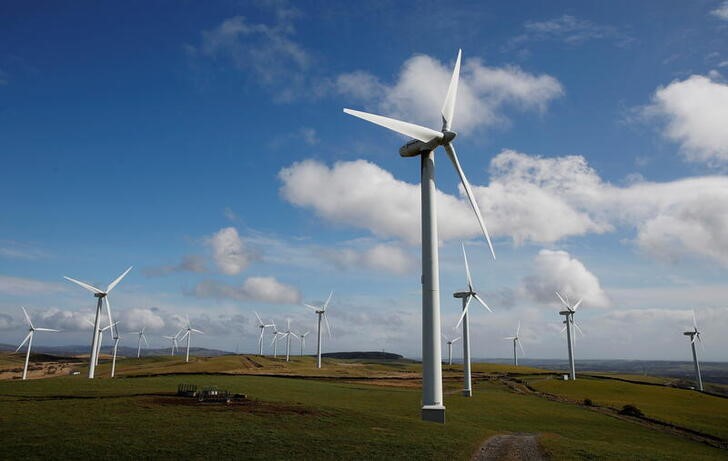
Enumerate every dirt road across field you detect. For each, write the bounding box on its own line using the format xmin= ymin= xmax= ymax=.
xmin=471 ymin=433 xmax=545 ymax=461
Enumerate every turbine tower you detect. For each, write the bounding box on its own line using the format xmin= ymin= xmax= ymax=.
xmin=683 ymin=310 xmax=704 ymax=391
xmin=270 ymin=323 xmax=284 ymax=358
xmin=453 ymin=243 xmax=493 ymax=397
xmin=504 ymin=322 xmax=524 ymax=366
xmin=110 ymin=323 xmax=121 ymax=378
xmin=442 ymin=334 xmax=460 ymax=366
xmin=556 ymin=291 xmax=584 ymax=381
xmin=64 ymin=266 xmax=132 ymax=379
xmin=16 ymin=307 xmax=59 ymax=380
xmin=179 ymin=316 xmax=204 ymax=363
xmin=254 ymin=311 xmax=274 ymax=356
xmin=304 ymin=291 xmax=333 ymax=368
xmin=282 ymin=319 xmax=298 ymax=362
xmin=129 ymin=328 xmax=148 ymax=359
xmin=163 ymin=329 xmax=182 ymax=356
xmin=344 ymin=49 xmax=496 ymax=423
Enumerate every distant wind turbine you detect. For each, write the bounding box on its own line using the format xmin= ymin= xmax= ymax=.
xmin=163 ymin=329 xmax=182 ymax=356
xmin=304 ymin=291 xmax=333 ymax=368
xmin=504 ymin=321 xmax=525 ymax=366
xmin=441 ymin=334 xmax=460 ymax=366
xmin=344 ymin=49 xmax=496 ymax=423
xmin=179 ymin=316 xmax=204 ymax=363
xmin=270 ymin=322 xmax=284 ymax=358
xmin=254 ymin=311 xmax=274 ymax=356
xmin=129 ymin=328 xmax=148 ymax=359
xmin=63 ymin=266 xmax=132 ymax=378
xmin=299 ymin=331 xmax=310 ymax=356
xmin=16 ymin=307 xmax=58 ymax=380
xmin=556 ymin=291 xmax=584 ymax=381
xmin=683 ymin=310 xmax=704 ymax=391
xmin=282 ymin=319 xmax=298 ymax=362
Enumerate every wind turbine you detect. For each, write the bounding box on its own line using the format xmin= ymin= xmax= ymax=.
xmin=344 ymin=49 xmax=495 ymax=423
xmin=85 ymin=318 xmax=116 ymax=367
xmin=304 ymin=291 xmax=333 ymax=368
xmin=270 ymin=322 xmax=284 ymax=358
xmin=453 ymin=243 xmax=493 ymax=397
xmin=683 ymin=310 xmax=704 ymax=391
xmin=64 ymin=266 xmax=132 ymax=379
xmin=299 ymin=331 xmax=310 ymax=356
xmin=179 ymin=316 xmax=204 ymax=363
xmin=254 ymin=311 xmax=274 ymax=356
xmin=441 ymin=333 xmax=460 ymax=366
xmin=129 ymin=328 xmax=148 ymax=359
xmin=16 ymin=307 xmax=58 ymax=380
xmin=281 ymin=319 xmax=298 ymax=362
xmin=556 ymin=291 xmax=584 ymax=381
xmin=504 ymin=322 xmax=525 ymax=366
xmin=163 ymin=329 xmax=182 ymax=356
xmin=110 ymin=325 xmax=121 ymax=378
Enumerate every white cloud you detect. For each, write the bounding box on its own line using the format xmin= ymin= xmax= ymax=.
xmin=711 ymin=1 xmax=728 ymax=20
xmin=117 ymin=308 xmax=165 ymax=331
xmin=319 ymin=243 xmax=416 ymax=275
xmin=194 ymin=276 xmax=301 ymax=304
xmin=0 ymin=275 xmax=67 ymax=296
xmin=206 ymin=227 xmax=257 ymax=275
xmin=522 ymin=249 xmax=610 ymax=308
xmin=506 ymin=15 xmax=632 ymax=50
xmin=644 ymin=74 xmax=728 ymax=165
xmin=279 ymin=151 xmax=728 ymax=266
xmin=337 ymin=53 xmax=563 ymax=134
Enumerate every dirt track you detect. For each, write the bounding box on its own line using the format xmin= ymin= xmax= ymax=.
xmin=472 ymin=433 xmax=544 ymax=461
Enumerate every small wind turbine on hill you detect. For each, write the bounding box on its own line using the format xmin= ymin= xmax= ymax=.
xmin=63 ymin=266 xmax=132 ymax=379
xmin=556 ymin=291 xmax=584 ymax=381
xmin=16 ymin=307 xmax=58 ymax=380
xmin=110 ymin=325 xmax=121 ymax=378
xmin=504 ymin=321 xmax=525 ymax=366
xmin=254 ymin=311 xmax=274 ymax=356
xmin=299 ymin=331 xmax=310 ymax=356
xmin=453 ymin=243 xmax=493 ymax=397
xmin=163 ymin=330 xmax=181 ymax=356
xmin=270 ymin=323 xmax=284 ymax=358
xmin=179 ymin=316 xmax=204 ymax=363
xmin=129 ymin=328 xmax=148 ymax=359
xmin=683 ymin=310 xmax=704 ymax=391
xmin=282 ymin=319 xmax=298 ymax=362
xmin=344 ymin=49 xmax=496 ymax=423
xmin=304 ymin=291 xmax=333 ymax=369
xmin=441 ymin=334 xmax=460 ymax=366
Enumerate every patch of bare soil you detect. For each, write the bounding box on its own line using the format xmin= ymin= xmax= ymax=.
xmin=0 ymin=361 xmax=82 ymax=380
xmin=472 ymin=433 xmax=545 ymax=461
xmin=146 ymin=396 xmax=322 ymax=416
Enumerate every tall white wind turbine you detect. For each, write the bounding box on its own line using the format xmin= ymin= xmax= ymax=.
xmin=163 ymin=331 xmax=181 ymax=356
xmin=304 ymin=291 xmax=333 ymax=369
xmin=179 ymin=316 xmax=204 ymax=363
xmin=556 ymin=291 xmax=584 ymax=381
xmin=64 ymin=266 xmax=132 ymax=379
xmin=441 ymin=334 xmax=460 ymax=366
xmin=129 ymin=328 xmax=148 ymax=359
xmin=504 ymin=321 xmax=525 ymax=366
xmin=453 ymin=243 xmax=493 ymax=397
xmin=344 ymin=49 xmax=495 ymax=423
xmin=254 ymin=311 xmax=274 ymax=356
xmin=282 ymin=319 xmax=298 ymax=362
xmin=110 ymin=323 xmax=121 ymax=378
xmin=683 ymin=310 xmax=704 ymax=391
xmin=16 ymin=307 xmax=58 ymax=380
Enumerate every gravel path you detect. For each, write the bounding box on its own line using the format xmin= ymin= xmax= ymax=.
xmin=471 ymin=433 xmax=545 ymax=461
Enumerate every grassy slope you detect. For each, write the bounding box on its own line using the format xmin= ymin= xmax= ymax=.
xmin=529 ymin=375 xmax=728 ymax=440
xmin=0 ymin=355 xmax=726 ymax=460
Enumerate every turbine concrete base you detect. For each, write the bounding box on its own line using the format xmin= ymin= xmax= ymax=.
xmin=421 ymin=405 xmax=446 ymax=423
xmin=462 ymin=389 xmax=472 ymax=397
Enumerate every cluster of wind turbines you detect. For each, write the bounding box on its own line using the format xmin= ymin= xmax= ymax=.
xmin=253 ymin=290 xmax=333 ymax=368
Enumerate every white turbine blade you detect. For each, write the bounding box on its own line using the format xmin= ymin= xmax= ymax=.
xmin=560 ymin=324 xmax=567 ymax=334
xmin=440 ymin=49 xmax=462 ymax=130
xmin=504 ymin=336 xmax=516 ymax=340
xmin=343 ymin=108 xmax=443 ymax=143
xmin=104 ymin=297 xmax=114 ymax=332
xmin=516 ymin=321 xmax=521 ymax=336
xmin=573 ymin=321 xmax=585 ymax=337
xmin=691 ymin=334 xmax=697 ymax=344
xmin=441 ymin=333 xmax=450 ymax=343
xmin=323 ymin=312 xmax=332 ymax=338
xmin=84 ymin=318 xmax=95 ymax=328
xmin=692 ymin=309 xmax=698 ymax=330
xmin=518 ymin=340 xmax=525 ymax=356
xmin=444 ymin=143 xmax=496 ymax=260
xmin=64 ymin=276 xmax=103 ymax=294
xmin=191 ymin=328 xmax=204 ymax=334
xmin=254 ymin=311 xmax=263 ymax=326
xmin=142 ymin=334 xmax=149 ymax=346
xmin=303 ymin=304 xmax=319 ymax=312
xmin=461 ymin=242 xmax=473 ymax=290
xmin=555 ymin=291 xmax=569 ymax=309
xmin=106 ymin=266 xmax=133 ymax=293
xmin=455 ymin=296 xmax=472 ymax=330
xmin=179 ymin=331 xmax=189 ymax=341
xmin=16 ymin=332 xmax=32 ymax=352
xmin=452 ymin=337 xmax=461 ymax=343
xmin=323 ymin=290 xmax=334 ymax=311
xmin=21 ymin=307 xmax=34 ymax=329
xmin=572 ymin=298 xmax=584 ymax=312
xmin=473 ymin=293 xmax=492 ymax=313
xmin=34 ymin=327 xmax=59 ymax=332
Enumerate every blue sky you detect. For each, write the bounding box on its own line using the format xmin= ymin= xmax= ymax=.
xmin=1 ymin=1 xmax=728 ymax=361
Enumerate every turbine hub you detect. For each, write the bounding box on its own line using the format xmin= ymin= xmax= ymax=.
xmin=442 ymin=130 xmax=456 ymax=143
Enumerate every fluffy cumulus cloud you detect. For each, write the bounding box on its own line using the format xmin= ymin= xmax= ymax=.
xmin=279 ymin=151 xmax=728 ymax=266
xmin=711 ymin=1 xmax=728 ymax=20
xmin=336 ymin=53 xmax=563 ymax=134
xmin=206 ymin=227 xmax=257 ymax=275
xmin=117 ymin=308 xmax=165 ymax=331
xmin=644 ymin=74 xmax=728 ymax=165
xmin=522 ymin=249 xmax=610 ymax=308
xmin=318 ymin=243 xmax=416 ymax=275
xmin=194 ymin=276 xmax=301 ymax=304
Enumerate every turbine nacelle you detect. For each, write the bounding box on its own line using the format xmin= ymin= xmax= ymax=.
xmin=399 ymin=131 xmax=457 ymax=157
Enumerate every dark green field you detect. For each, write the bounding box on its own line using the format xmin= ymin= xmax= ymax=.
xmin=0 ymin=354 xmax=726 ymax=460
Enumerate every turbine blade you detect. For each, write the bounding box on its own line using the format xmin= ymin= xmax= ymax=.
xmin=444 ymin=143 xmax=496 ymax=260
xmin=191 ymin=328 xmax=204 ymax=334
xmin=323 ymin=312 xmax=332 ymax=338
xmin=106 ymin=266 xmax=133 ymax=293
xmin=573 ymin=321 xmax=585 ymax=337
xmin=64 ymin=276 xmax=104 ymax=294
xmin=461 ymin=242 xmax=473 ymax=291
xmin=343 ymin=108 xmax=443 ymax=143
xmin=21 ymin=307 xmax=34 ymax=329
xmin=504 ymin=336 xmax=516 ymax=340
xmin=516 ymin=321 xmax=521 ymax=336
xmin=452 ymin=337 xmax=461 ymax=343
xmin=455 ymin=296 xmax=472 ymax=330
xmin=518 ymin=340 xmax=525 ymax=356
xmin=254 ymin=311 xmax=263 ymax=326
xmin=692 ymin=309 xmax=698 ymax=330
xmin=560 ymin=324 xmax=567 ymax=334
xmin=142 ymin=334 xmax=148 ymax=346
xmin=473 ymin=293 xmax=493 ymax=313
xmin=572 ymin=298 xmax=584 ymax=312
xmin=105 ymin=297 xmax=114 ymax=334
xmin=440 ymin=49 xmax=462 ymax=130
xmin=34 ymin=328 xmax=59 ymax=332
xmin=555 ymin=291 xmax=569 ymax=309
xmin=303 ymin=304 xmax=318 ymax=312
xmin=16 ymin=332 xmax=32 ymax=352
xmin=323 ymin=290 xmax=334 ymax=311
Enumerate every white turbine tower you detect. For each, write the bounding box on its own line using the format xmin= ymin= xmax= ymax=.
xmin=281 ymin=319 xmax=298 ymax=362
xmin=299 ymin=331 xmax=310 ymax=356
xmin=86 ymin=318 xmax=116 ymax=368
xmin=129 ymin=328 xmax=148 ymax=359
xmin=441 ymin=334 xmax=460 ymax=366
xmin=504 ymin=322 xmax=525 ymax=366
xmin=270 ymin=323 xmax=284 ymax=358
xmin=304 ymin=291 xmax=333 ymax=369
xmin=254 ymin=311 xmax=274 ymax=356
xmin=344 ymin=49 xmax=495 ymax=423
xmin=110 ymin=324 xmax=121 ymax=378
xmin=64 ymin=266 xmax=132 ymax=379
xmin=16 ymin=307 xmax=58 ymax=380
xmin=683 ymin=310 xmax=704 ymax=391
xmin=453 ymin=243 xmax=493 ymax=397
xmin=556 ymin=291 xmax=584 ymax=381
xmin=179 ymin=316 xmax=204 ymax=363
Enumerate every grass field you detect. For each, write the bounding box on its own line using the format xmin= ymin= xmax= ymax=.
xmin=0 ymin=354 xmax=726 ymax=460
